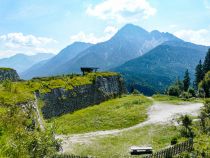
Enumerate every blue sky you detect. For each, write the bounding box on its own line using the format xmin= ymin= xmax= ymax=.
xmin=0 ymin=0 xmax=210 ymax=58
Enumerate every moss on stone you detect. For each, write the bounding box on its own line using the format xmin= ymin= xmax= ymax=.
xmin=0 ymin=72 xmax=121 ymax=106
xmin=0 ymin=67 xmax=14 ymax=71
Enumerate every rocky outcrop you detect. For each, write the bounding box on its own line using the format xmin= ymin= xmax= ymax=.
xmin=0 ymin=67 xmax=20 ymax=81
xmin=38 ymin=75 xmax=127 ymax=119
xmin=18 ymin=99 xmax=43 ymax=130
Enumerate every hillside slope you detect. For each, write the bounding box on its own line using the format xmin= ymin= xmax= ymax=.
xmin=21 ymin=42 xmax=93 ymax=79
xmin=113 ymin=41 xmax=209 ymax=95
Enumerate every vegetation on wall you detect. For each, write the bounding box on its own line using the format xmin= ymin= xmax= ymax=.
xmin=0 ymin=72 xmax=119 ymax=105
xmin=0 ymin=105 xmax=60 ymax=158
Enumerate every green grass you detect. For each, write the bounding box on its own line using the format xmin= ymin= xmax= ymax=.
xmin=68 ymin=124 xmax=180 ymax=158
xmin=0 ymin=107 xmax=7 ymax=114
xmin=48 ymin=95 xmax=153 ymax=134
xmin=0 ymin=67 xmax=14 ymax=71
xmin=0 ymin=72 xmax=119 ymax=106
xmin=152 ymin=94 xmax=203 ymax=104
xmin=0 ymin=83 xmax=34 ymax=106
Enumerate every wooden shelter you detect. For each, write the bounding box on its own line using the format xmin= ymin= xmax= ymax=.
xmin=80 ymin=67 xmax=99 ymax=75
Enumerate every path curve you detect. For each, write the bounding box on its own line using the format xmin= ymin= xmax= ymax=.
xmin=56 ymin=101 xmax=203 ymax=152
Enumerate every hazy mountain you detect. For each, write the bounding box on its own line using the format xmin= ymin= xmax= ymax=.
xmin=0 ymin=53 xmax=54 ymax=73
xmin=20 ymin=59 xmax=50 ymax=79
xmin=113 ymin=41 xmax=209 ymax=95
xmin=22 ymin=42 xmax=93 ymax=79
xmin=57 ymin=24 xmax=181 ymax=74
xmin=22 ymin=24 xmax=181 ymax=79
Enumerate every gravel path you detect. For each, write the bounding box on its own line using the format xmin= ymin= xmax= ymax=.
xmin=56 ymin=101 xmax=203 ymax=153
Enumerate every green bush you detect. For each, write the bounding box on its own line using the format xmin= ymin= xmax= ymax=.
xmin=0 ymin=106 xmax=60 ymax=158
xmin=188 ymin=88 xmax=195 ymax=97
xmin=132 ymin=89 xmax=140 ymax=95
xmin=171 ymin=137 xmax=178 ymax=145
xmin=180 ymin=92 xmax=190 ymax=99
xmin=168 ymin=85 xmax=181 ymax=97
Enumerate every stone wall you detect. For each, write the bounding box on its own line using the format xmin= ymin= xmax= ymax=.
xmin=38 ymin=75 xmax=127 ymax=119
xmin=0 ymin=68 xmax=20 ymax=81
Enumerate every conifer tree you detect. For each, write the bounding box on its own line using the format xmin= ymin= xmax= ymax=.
xmin=195 ymin=60 xmax=204 ymax=88
xmin=183 ymin=69 xmax=190 ymax=91
xmin=203 ymin=48 xmax=210 ymax=74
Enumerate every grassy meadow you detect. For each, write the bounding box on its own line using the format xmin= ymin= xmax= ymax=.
xmin=152 ymin=94 xmax=203 ymax=104
xmin=48 ymin=95 xmax=153 ymax=134
xmin=67 ymin=124 xmax=181 ymax=158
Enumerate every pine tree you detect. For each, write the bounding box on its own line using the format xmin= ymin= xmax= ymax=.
xmin=183 ymin=69 xmax=190 ymax=91
xmin=195 ymin=60 xmax=204 ymax=88
xmin=203 ymin=48 xmax=210 ymax=74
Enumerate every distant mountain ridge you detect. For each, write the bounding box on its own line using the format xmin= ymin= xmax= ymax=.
xmin=58 ymin=24 xmax=181 ymax=74
xmin=113 ymin=41 xmax=209 ymax=95
xmin=20 ymin=23 xmax=210 ymax=95
xmin=22 ymin=24 xmax=181 ymax=79
xmin=21 ymin=42 xmax=93 ymax=79
xmin=0 ymin=53 xmax=54 ymax=73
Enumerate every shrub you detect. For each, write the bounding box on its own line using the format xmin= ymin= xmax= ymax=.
xmin=168 ymin=85 xmax=181 ymax=97
xmin=171 ymin=137 xmax=178 ymax=145
xmin=188 ymin=88 xmax=195 ymax=97
xmin=179 ymin=115 xmax=194 ymax=138
xmin=132 ymin=89 xmax=141 ymax=95
xmin=180 ymin=92 xmax=190 ymax=99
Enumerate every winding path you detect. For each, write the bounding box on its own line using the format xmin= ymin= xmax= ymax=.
xmin=56 ymin=101 xmax=203 ymax=153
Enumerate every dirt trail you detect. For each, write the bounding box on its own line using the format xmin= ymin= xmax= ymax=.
xmin=56 ymin=101 xmax=203 ymax=153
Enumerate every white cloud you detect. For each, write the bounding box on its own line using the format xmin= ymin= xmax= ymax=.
xmin=70 ymin=26 xmax=118 ymax=44
xmin=104 ymin=26 xmax=118 ymax=34
xmin=0 ymin=32 xmax=58 ymax=57
xmin=70 ymin=32 xmax=106 ymax=44
xmin=86 ymin=0 xmax=156 ymax=23
xmin=174 ymin=29 xmax=210 ymax=46
xmin=0 ymin=32 xmax=56 ymax=48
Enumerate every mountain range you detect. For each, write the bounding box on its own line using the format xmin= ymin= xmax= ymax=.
xmin=21 ymin=24 xmax=180 ymax=79
xmin=20 ymin=42 xmax=92 ymax=79
xmin=18 ymin=24 xmax=209 ymax=95
xmin=113 ymin=41 xmax=209 ymax=95
xmin=0 ymin=53 xmax=54 ymax=73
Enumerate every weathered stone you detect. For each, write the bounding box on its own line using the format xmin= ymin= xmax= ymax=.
xmin=38 ymin=75 xmax=127 ymax=119
xmin=0 ymin=67 xmax=20 ymax=81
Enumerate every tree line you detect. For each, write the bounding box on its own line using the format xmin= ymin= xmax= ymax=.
xmin=167 ymin=48 xmax=210 ymax=98
xmin=195 ymin=48 xmax=210 ymax=97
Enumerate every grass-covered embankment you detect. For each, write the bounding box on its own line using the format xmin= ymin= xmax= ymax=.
xmin=152 ymin=94 xmax=203 ymax=104
xmin=49 ymin=95 xmax=153 ymax=134
xmin=68 ymin=125 xmax=180 ymax=158
xmin=0 ymin=72 xmax=119 ymax=106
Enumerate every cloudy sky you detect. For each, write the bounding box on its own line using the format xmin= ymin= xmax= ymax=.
xmin=0 ymin=0 xmax=210 ymax=58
